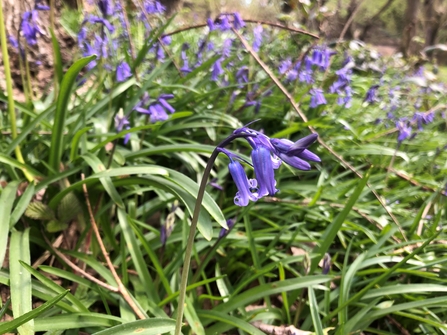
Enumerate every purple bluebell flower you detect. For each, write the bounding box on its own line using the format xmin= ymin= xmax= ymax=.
xmin=21 ymin=10 xmax=46 ymax=45
xmin=365 ymin=85 xmax=379 ymax=104
xmin=322 ymin=253 xmax=331 ymax=275
xmin=218 ymin=126 xmax=320 ymax=206
xmin=309 ymin=88 xmax=327 ymax=108
xmin=85 ymin=15 xmax=115 ymax=32
xmin=136 ymin=93 xmax=175 ymax=123
xmin=221 ymin=38 xmax=233 ymax=58
xmin=236 ymin=66 xmax=249 ymax=87
xmin=396 ymin=119 xmax=412 ymax=142
xmin=142 ymin=0 xmax=165 ymax=14
xmin=211 ymin=58 xmax=224 ymax=81
xmin=34 ymin=0 xmax=50 ymax=10
xmin=252 ymin=25 xmax=263 ymax=52
xmin=219 ymin=218 xmax=236 ymax=239
xmin=114 ymin=109 xmax=131 ymax=144
xmin=232 ymin=12 xmax=245 ymax=30
xmin=228 ymin=159 xmax=259 ymax=206
xmin=116 ymin=61 xmax=132 ymax=82
xmin=251 ymin=146 xmax=278 ymax=196
xmin=270 ymin=134 xmax=320 ymax=170
xmin=98 ymin=0 xmax=114 ymax=16
xmin=310 ymin=46 xmax=335 ymax=71
xmin=209 ymin=178 xmax=223 ymax=191
xmin=218 ymin=15 xmax=232 ymax=32
xmin=180 ymin=43 xmax=192 ymax=73
xmin=207 ymin=17 xmax=216 ymax=31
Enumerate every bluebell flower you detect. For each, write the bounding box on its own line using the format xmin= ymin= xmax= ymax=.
xmin=211 ymin=58 xmax=224 ymax=81
xmin=219 ymin=218 xmax=236 ymax=238
xmin=396 ymin=119 xmax=412 ymax=142
xmin=136 ymin=93 xmax=175 ymax=123
xmin=207 ymin=17 xmax=216 ymax=31
xmin=116 ymin=61 xmax=132 ymax=82
xmin=85 ymin=15 xmax=115 ymax=32
xmin=270 ymin=134 xmax=320 ymax=170
xmin=310 ymin=46 xmax=335 ymax=71
xmin=218 ymin=15 xmax=232 ymax=31
xmin=219 ymin=126 xmax=320 ymax=206
xmin=94 ymin=34 xmax=109 ymax=59
xmin=309 ymin=88 xmax=327 ymax=108
xmin=251 ymin=146 xmax=278 ymax=196
xmin=180 ymin=43 xmax=192 ymax=73
xmin=228 ymin=158 xmax=259 ymax=206
xmin=233 ymin=12 xmax=245 ymax=30
xmin=365 ymin=85 xmax=379 ymax=104
xmin=98 ymin=0 xmax=114 ymax=16
xmin=142 ymin=0 xmax=165 ymax=14
xmin=114 ymin=108 xmax=131 ymax=144
xmin=21 ymin=10 xmax=46 ymax=45
xmin=236 ymin=66 xmax=249 ymax=87
xmin=252 ymin=25 xmax=263 ymax=52
xmin=209 ymin=178 xmax=223 ymax=191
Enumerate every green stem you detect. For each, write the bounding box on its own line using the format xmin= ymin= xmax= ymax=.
xmin=174 ymin=132 xmax=254 ymax=335
xmin=0 ymin=0 xmax=33 ymax=182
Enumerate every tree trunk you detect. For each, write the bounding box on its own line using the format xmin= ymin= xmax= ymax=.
xmin=359 ymin=0 xmax=396 ymax=41
xmin=158 ymin=0 xmax=183 ymax=15
xmin=401 ymin=0 xmax=420 ymax=57
xmin=423 ymin=0 xmax=444 ymax=49
xmin=0 ymin=0 xmax=74 ymax=100
xmin=343 ymin=0 xmax=358 ymax=39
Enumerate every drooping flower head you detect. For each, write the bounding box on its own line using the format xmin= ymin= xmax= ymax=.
xmin=116 ymin=61 xmax=132 ymax=82
xmin=114 ymin=108 xmax=131 ymax=144
xmin=309 ymin=88 xmax=327 ymax=108
xmin=219 ymin=125 xmax=320 ymax=206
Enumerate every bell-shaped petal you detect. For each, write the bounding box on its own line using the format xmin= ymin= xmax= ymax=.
xmin=278 ymin=154 xmax=311 ymax=170
xmin=228 ymin=160 xmax=258 ymax=207
xmin=251 ymin=146 xmax=278 ymax=196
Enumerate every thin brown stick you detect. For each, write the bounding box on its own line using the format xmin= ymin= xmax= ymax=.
xmin=164 ymin=19 xmax=319 ymax=39
xmin=42 ymin=232 xmax=119 ymax=292
xmin=232 ymin=28 xmax=408 ymax=242
xmin=82 ymin=174 xmax=146 ymax=319
xmin=338 ymin=0 xmax=365 ymax=42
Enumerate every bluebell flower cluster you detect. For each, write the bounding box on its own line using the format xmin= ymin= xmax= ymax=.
xmin=219 ymin=126 xmax=320 ymax=206
xmin=20 ymin=1 xmax=49 ymax=46
xmin=134 ymin=93 xmax=176 ymax=123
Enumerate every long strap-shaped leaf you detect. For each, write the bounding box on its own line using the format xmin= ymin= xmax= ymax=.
xmin=48 ymin=55 xmax=96 ymax=173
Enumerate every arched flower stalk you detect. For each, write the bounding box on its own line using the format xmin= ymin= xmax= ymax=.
xmin=174 ymin=122 xmax=320 ymax=335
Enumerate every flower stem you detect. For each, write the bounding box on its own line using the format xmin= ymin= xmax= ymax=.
xmin=0 ymin=0 xmax=33 ymax=182
xmin=174 ymin=132 xmax=254 ymax=335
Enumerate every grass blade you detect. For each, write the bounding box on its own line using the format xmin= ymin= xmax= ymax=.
xmin=10 ymin=228 xmax=33 ymax=335
xmin=92 ymin=318 xmax=176 ymax=335
xmin=0 ymin=181 xmax=19 ymax=268
xmin=48 ymin=55 xmax=96 ymax=173
xmin=0 ymin=291 xmax=69 ymax=334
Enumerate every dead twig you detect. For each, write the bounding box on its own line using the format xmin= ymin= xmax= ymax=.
xmin=82 ymin=174 xmax=146 ymax=319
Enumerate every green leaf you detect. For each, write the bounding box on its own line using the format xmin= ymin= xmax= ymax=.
xmin=48 ymin=55 xmax=96 ymax=173
xmin=199 ymin=310 xmax=266 ymax=335
xmin=213 ymin=275 xmax=331 ymax=315
xmin=46 ymin=220 xmax=69 ymax=233
xmin=92 ymin=318 xmax=176 ymax=335
xmin=308 ymin=286 xmax=324 ymax=335
xmin=10 ymin=228 xmax=33 ymax=335
xmin=58 ymin=192 xmax=82 ymax=224
xmin=33 ymin=313 xmax=123 ymax=331
xmin=310 ymin=169 xmax=371 ymax=273
xmin=19 ymin=261 xmax=89 ymax=313
xmin=0 ymin=291 xmax=69 ymax=334
xmin=0 ymin=181 xmax=19 ymax=268
xmin=50 ymin=29 xmax=63 ymax=86
xmin=10 ymin=182 xmax=35 ymax=228
xmin=25 ymin=202 xmax=56 ymax=221
xmin=70 ymin=126 xmax=92 ymax=162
